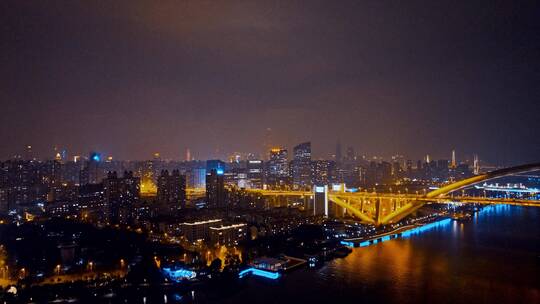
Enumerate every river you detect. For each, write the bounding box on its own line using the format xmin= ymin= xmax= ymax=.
xmin=207 ymin=205 xmax=540 ymax=304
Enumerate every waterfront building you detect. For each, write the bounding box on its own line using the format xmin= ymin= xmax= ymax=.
xmin=180 ymin=219 xmax=223 ymax=243
xmin=209 ymin=223 xmax=247 ymax=246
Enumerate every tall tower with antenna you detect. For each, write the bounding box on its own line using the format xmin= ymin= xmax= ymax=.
xmin=473 ymin=154 xmax=479 ymax=175
xmin=185 ymin=148 xmax=192 ymax=161
xmin=451 ymin=149 xmax=456 ymax=168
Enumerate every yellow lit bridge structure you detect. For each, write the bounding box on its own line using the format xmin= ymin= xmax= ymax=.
xmin=240 ymin=163 xmax=540 ymax=226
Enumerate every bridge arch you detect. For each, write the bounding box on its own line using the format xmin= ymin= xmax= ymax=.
xmin=335 ymin=162 xmax=540 ymax=225
xmin=425 ymin=163 xmax=540 ymax=198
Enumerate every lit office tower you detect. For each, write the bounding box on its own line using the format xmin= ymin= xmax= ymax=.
xmin=267 ymin=148 xmax=288 ymax=187
xmin=247 ymin=160 xmax=264 ymax=189
xmin=206 ymin=169 xmax=225 ymax=208
xmin=103 ymin=171 xmax=140 ymax=225
xmin=311 ymin=160 xmax=332 ymax=186
xmin=188 ymin=168 xmax=206 ymax=189
xmin=157 ymin=170 xmax=187 ymax=212
xmin=292 ymin=142 xmax=312 ymax=189
xmin=451 ymin=149 xmax=457 ymax=168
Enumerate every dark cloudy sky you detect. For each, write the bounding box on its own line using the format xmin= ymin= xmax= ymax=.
xmin=1 ymin=1 xmax=539 ymax=164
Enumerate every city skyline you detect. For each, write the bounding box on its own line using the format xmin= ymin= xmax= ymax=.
xmin=1 ymin=1 xmax=539 ymax=164
xmin=5 ymin=143 xmax=483 ymax=166
xmin=1 ymin=2 xmax=540 ymax=302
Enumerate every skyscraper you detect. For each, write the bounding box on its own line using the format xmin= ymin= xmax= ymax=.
xmin=266 ymin=148 xmax=289 ymax=188
xmin=206 ymin=169 xmax=225 ymax=208
xmin=451 ymin=149 xmax=457 ymax=168
xmin=185 ymin=148 xmax=192 ymax=162
xmin=247 ymin=159 xmax=263 ymax=189
xmin=157 ymin=170 xmax=187 ymax=213
xmin=188 ymin=168 xmax=206 ymax=189
xmin=473 ymin=154 xmax=480 ymax=175
xmin=311 ymin=160 xmax=333 ymax=186
xmin=103 ymin=171 xmax=140 ymax=225
xmin=80 ymin=152 xmax=103 ymax=185
xmin=292 ymin=142 xmax=312 ymax=189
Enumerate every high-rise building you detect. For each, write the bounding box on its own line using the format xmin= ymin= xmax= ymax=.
xmin=451 ymin=149 xmax=457 ymax=168
xmin=247 ymin=160 xmax=263 ymax=189
xmin=0 ymin=160 xmax=48 ymax=213
xmin=206 ymin=169 xmax=225 ymax=208
xmin=206 ymin=160 xmax=226 ymax=174
xmin=185 ymin=148 xmax=191 ymax=162
xmin=188 ymin=168 xmax=206 ymax=189
xmin=292 ymin=142 xmax=312 ymax=189
xmin=311 ymin=160 xmax=333 ymax=186
xmin=473 ymin=154 xmax=480 ymax=175
xmin=157 ymin=169 xmax=187 ymax=213
xmin=365 ymin=161 xmax=393 ymax=185
xmin=266 ymin=148 xmax=289 ymax=187
xmin=80 ymin=152 xmax=103 ymax=185
xmin=78 ymin=183 xmax=105 ymax=221
xmin=103 ymin=171 xmax=140 ymax=225
xmin=313 ymin=185 xmax=328 ymax=216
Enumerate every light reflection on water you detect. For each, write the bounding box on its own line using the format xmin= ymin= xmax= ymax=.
xmin=219 ymin=205 xmax=540 ymax=304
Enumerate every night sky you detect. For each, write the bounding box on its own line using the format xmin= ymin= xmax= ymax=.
xmin=1 ymin=1 xmax=539 ymax=164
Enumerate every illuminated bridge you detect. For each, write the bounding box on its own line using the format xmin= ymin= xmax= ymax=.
xmin=241 ymin=163 xmax=540 ymax=226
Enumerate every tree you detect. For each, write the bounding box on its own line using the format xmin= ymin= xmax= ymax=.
xmin=209 ymin=258 xmax=222 ymax=273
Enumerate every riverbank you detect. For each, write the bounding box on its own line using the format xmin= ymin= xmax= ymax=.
xmin=340 ymin=217 xmax=452 ymax=248
xmin=221 ymin=205 xmax=540 ymax=304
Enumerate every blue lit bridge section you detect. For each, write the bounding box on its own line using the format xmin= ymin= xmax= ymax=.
xmin=341 ymin=218 xmax=452 ymax=248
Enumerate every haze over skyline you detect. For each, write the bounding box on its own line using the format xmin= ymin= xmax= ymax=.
xmin=1 ymin=1 xmax=539 ymax=164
